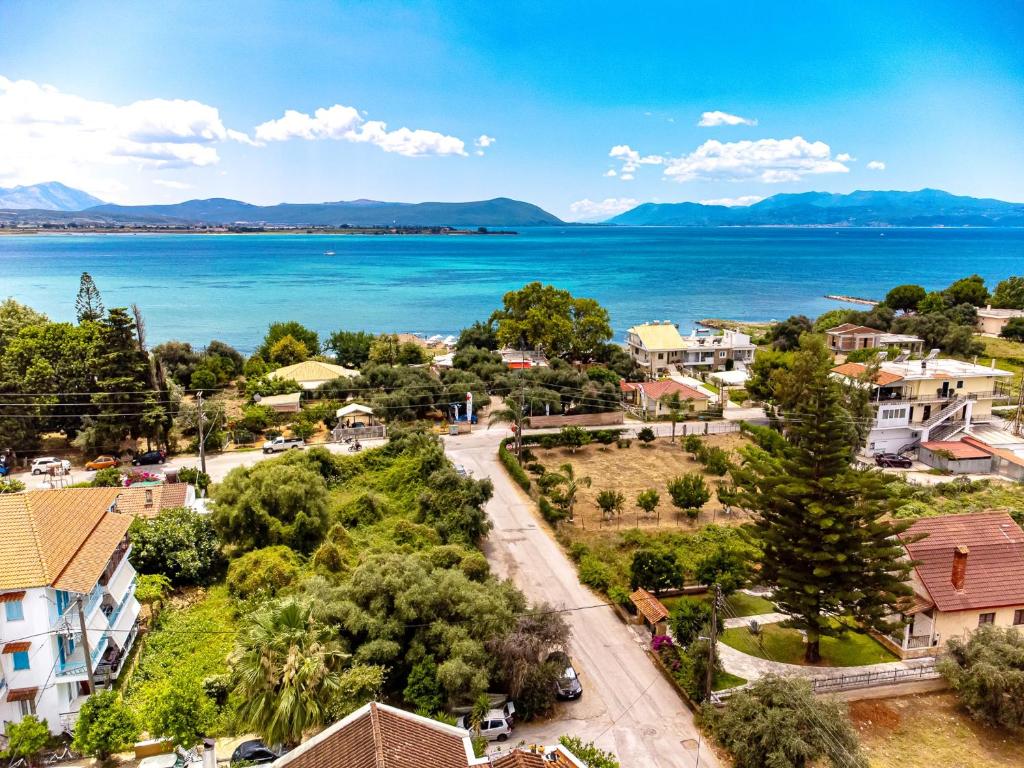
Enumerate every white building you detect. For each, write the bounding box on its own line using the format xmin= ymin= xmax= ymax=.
xmin=626 ymin=321 xmax=755 ymax=376
xmin=1 ymin=488 xmax=141 ymax=735
xmin=832 ymin=356 xmax=1013 ymax=454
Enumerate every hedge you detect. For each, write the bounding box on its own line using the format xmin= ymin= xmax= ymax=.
xmin=499 ymin=439 xmax=532 ymax=492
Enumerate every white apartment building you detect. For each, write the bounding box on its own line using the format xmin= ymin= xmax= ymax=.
xmin=626 ymin=321 xmax=756 ymax=376
xmin=1 ymin=488 xmax=141 ymax=735
xmin=831 ymin=355 xmax=1013 ymax=454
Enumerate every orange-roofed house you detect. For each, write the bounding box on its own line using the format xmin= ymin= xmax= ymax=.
xmin=830 ymin=356 xmax=1012 ymax=455
xmin=882 ymin=512 xmax=1024 ymax=658
xmin=0 ymin=489 xmax=142 ymax=734
xmin=269 ymin=701 xmax=587 ymax=768
xmin=621 ymin=379 xmax=710 ymax=419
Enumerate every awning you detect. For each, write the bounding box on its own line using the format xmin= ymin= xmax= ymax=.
xmin=0 ymin=591 xmax=26 ymax=603
xmin=336 ymin=403 xmax=374 ymax=418
xmin=2 ymin=641 xmax=30 ymax=653
xmin=6 ymin=687 xmax=38 ymax=702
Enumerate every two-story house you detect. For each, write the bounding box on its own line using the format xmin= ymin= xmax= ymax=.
xmin=825 ymin=323 xmax=924 ymax=356
xmin=831 ymin=356 xmax=1012 ymax=454
xmin=0 ymin=488 xmax=141 ymax=735
xmin=626 ymin=321 xmax=756 ymax=376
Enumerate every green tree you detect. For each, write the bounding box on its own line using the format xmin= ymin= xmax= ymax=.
xmin=129 ymin=506 xmax=222 ymax=585
xmin=490 ymin=282 xmax=611 ymax=360
xmin=812 ymin=308 xmax=855 ymax=333
xmin=938 ymin=625 xmax=1024 ymax=731
xmin=944 ymin=274 xmax=989 ymax=307
xmin=1001 ymin=317 xmax=1024 ymax=342
xmin=683 ymin=434 xmax=703 ymax=456
xmin=189 ymin=367 xmax=217 ymax=391
xmin=367 ymin=334 xmax=402 ymax=365
xmin=667 ymin=474 xmax=711 ymax=518
xmin=636 ymin=488 xmax=660 ymax=516
xmin=258 ymin=321 xmax=320 ymax=359
xmin=731 ymin=343 xmax=912 ymax=662
xmin=702 ymin=675 xmax=867 ymax=768
xmin=0 ymin=298 xmax=47 ymax=357
xmin=917 ymin=290 xmax=947 ymax=314
xmin=72 ymin=690 xmax=140 ymax=765
xmin=268 ymin=334 xmax=309 ymax=366
xmin=456 ymin=320 xmax=498 ymax=351
xmin=595 ymin=489 xmax=625 ymax=520
xmin=629 ymin=548 xmax=682 ymax=594
xmin=134 ymin=573 xmax=171 ymax=607
xmin=671 ymin=599 xmax=717 ymax=647
xmin=559 ymin=425 xmax=591 ymax=453
xmin=397 ymin=341 xmax=429 ymax=365
xmin=883 ymin=284 xmax=927 ymax=313
xmin=636 ymin=426 xmax=656 ymax=445
xmin=767 ymin=315 xmax=812 ymax=351
xmin=699 ymin=446 xmax=732 ymax=476
xmin=2 ymin=714 xmax=49 ymax=766
xmin=326 ymin=330 xmax=374 ymax=367
xmin=558 ymin=736 xmax=619 ymax=768
xmin=230 ymin=597 xmax=382 ymax=747
xmin=150 ymin=675 xmax=217 ymax=748
xmin=226 ymin=545 xmax=301 ymax=599
xmin=152 ymin=340 xmax=201 ymax=387
xmin=695 ymin=541 xmax=756 ymax=596
xmin=213 ymin=459 xmax=331 ymax=553
xmin=404 ymin=656 xmax=444 ymax=713
xmin=550 ymin=463 xmax=591 ymax=521
xmin=75 ymin=272 xmax=105 ymax=322
xmin=489 ymin=397 xmax=530 ymax=459
xmin=991 ymin=276 xmax=1024 ymax=310
xmin=662 ymin=391 xmax=691 ymax=442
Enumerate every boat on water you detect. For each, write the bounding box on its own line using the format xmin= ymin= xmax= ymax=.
xmin=324 ymin=250 xmax=336 ymax=255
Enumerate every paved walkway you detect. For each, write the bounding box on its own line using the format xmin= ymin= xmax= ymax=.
xmin=722 ymin=611 xmax=788 ymax=629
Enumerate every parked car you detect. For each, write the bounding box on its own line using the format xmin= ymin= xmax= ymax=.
xmin=454 ymin=463 xmax=472 ymax=477
xmin=85 ymin=455 xmax=119 ymax=471
xmin=262 ymin=436 xmax=305 ymax=454
xmin=455 ymin=710 xmax=513 ymax=741
xmin=546 ymin=650 xmax=583 ymax=699
xmin=133 ymin=450 xmax=167 ymax=466
xmin=230 ymin=740 xmax=280 ymax=766
xmin=874 ymin=452 xmax=912 ymax=469
xmin=31 ymin=456 xmax=71 ymax=475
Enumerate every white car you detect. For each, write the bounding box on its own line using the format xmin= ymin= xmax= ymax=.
xmin=31 ymin=456 xmax=71 ymax=475
xmin=456 ymin=710 xmax=512 ymax=741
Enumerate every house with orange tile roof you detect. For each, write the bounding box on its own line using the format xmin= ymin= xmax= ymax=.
xmin=269 ymin=701 xmax=586 ymax=768
xmin=620 ymin=379 xmax=710 ymax=419
xmin=882 ymin=512 xmax=1024 ymax=658
xmin=0 ymin=489 xmax=142 ymax=735
xmin=830 ymin=356 xmax=1012 ymax=454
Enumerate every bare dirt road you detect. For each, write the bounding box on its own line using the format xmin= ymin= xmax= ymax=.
xmin=445 ymin=427 xmax=719 ymax=768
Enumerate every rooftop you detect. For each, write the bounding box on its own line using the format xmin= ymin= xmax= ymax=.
xmin=902 ymin=512 xmax=1024 ymax=612
xmin=0 ymin=488 xmax=131 ymax=592
xmin=832 ymin=357 xmax=1012 ymax=386
xmin=621 ymin=379 xmax=709 ymax=401
xmin=630 ymin=587 xmax=670 ymax=624
xmin=919 ymin=440 xmax=992 ymax=460
xmin=978 ymin=306 xmax=1024 ymax=319
xmin=116 ymin=483 xmax=192 ymax=519
xmin=628 ymin=321 xmax=686 ymax=351
xmin=259 ymin=391 xmax=303 ymax=407
xmin=827 ymin=323 xmax=885 ymax=336
xmin=268 ymin=360 xmax=358 ymax=383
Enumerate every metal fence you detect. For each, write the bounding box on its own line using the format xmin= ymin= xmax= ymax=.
xmin=810 ymin=659 xmax=939 ymax=693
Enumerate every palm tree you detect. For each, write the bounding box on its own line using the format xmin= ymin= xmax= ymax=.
xmin=230 ymin=597 xmax=351 ymax=747
xmin=596 ymin=489 xmax=625 ymax=521
xmin=661 ymin=392 xmax=693 ymax=443
xmin=554 ymin=463 xmax=591 ymax=521
xmin=489 ymin=397 xmax=530 ymax=459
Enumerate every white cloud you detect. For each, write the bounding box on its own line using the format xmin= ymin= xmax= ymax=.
xmin=153 ymin=179 xmax=193 ymax=190
xmin=608 ymin=144 xmax=664 ymax=177
xmin=568 ymin=197 xmax=639 ymax=221
xmin=619 ymin=173 xmax=635 ymax=181
xmin=604 ymin=169 xmax=617 ymax=177
xmin=699 ymin=195 xmax=764 ymax=207
xmin=475 ymin=134 xmax=495 ymax=148
xmin=254 ymin=104 xmax=467 ymax=157
xmin=835 ymin=153 xmax=854 ymax=162
xmin=698 ymin=110 xmax=758 ymax=127
xmin=867 ymin=160 xmax=886 ymax=170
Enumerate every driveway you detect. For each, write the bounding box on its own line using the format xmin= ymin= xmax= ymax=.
xmin=446 ymin=427 xmax=719 ymax=768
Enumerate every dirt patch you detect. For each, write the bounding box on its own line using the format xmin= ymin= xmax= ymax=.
xmin=849 ymin=698 xmax=903 ymax=737
xmin=531 ymin=433 xmax=750 ymax=532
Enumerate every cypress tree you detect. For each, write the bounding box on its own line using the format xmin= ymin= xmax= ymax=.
xmin=732 ymin=338 xmax=912 ymax=662
xmin=75 ymin=272 xmax=105 ymax=323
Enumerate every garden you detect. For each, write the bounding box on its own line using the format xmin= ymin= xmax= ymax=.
xmin=720 ymin=620 xmax=898 ymax=667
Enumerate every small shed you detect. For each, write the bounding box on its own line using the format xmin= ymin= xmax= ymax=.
xmin=919 ymin=440 xmax=992 ymax=475
xmin=629 ymin=588 xmax=670 ymax=635
xmin=259 ymin=391 xmax=302 ymax=414
xmin=336 ymin=403 xmax=375 ymax=425
xmin=332 ymin=403 xmax=386 ymax=441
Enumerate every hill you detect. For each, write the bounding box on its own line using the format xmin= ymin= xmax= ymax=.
xmin=0 ymin=182 xmax=105 ymax=211
xmin=606 ymin=189 xmax=1024 ymax=227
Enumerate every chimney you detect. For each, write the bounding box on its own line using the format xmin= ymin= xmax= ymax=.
xmin=951 ymin=545 xmax=969 ymax=591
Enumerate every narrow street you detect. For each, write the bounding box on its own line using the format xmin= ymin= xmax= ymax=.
xmin=446 ymin=427 xmax=719 ymax=768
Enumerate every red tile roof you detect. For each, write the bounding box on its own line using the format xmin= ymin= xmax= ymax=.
xmin=6 ymin=687 xmax=38 ymax=703
xmin=2 ymin=641 xmax=31 ymax=653
xmin=491 ymin=752 xmax=547 ymax=768
xmin=831 ymin=362 xmax=904 ymax=386
xmin=630 ymin=588 xmax=670 ymax=624
xmin=0 ymin=591 xmax=26 ymax=603
xmin=827 ymin=324 xmax=884 ymax=336
xmin=620 ymin=379 xmax=709 ymax=401
xmin=920 ymin=441 xmax=992 ymax=460
xmin=902 ymin=512 xmax=1024 ymax=612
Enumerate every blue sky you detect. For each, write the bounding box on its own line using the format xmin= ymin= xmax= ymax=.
xmin=1 ymin=0 xmax=1022 ymax=219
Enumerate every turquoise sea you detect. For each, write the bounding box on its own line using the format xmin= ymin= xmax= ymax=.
xmin=1 ymin=227 xmax=1022 ymax=352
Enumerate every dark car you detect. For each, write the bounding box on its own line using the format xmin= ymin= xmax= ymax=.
xmin=132 ymin=450 xmax=166 ymax=466
xmin=874 ymin=452 xmax=912 ymax=469
xmin=546 ymin=650 xmax=583 ymax=700
xmin=230 ymin=740 xmax=279 ymax=766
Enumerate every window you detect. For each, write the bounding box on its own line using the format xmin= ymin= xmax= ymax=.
xmin=978 ymin=612 xmax=996 ymax=626
xmin=880 ymin=408 xmax=907 ymax=421
xmin=4 ymin=600 xmax=24 ymax=621
xmin=956 ymin=380 xmax=964 ymax=389
xmin=1014 ymin=609 xmax=1024 ymax=626
xmin=12 ymin=651 xmax=30 ymax=670
xmin=657 ymin=353 xmax=664 ymax=360
xmin=17 ymin=698 xmax=35 ymax=717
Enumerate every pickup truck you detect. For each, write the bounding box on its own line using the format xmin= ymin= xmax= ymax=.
xmin=262 ymin=437 xmax=305 ymax=454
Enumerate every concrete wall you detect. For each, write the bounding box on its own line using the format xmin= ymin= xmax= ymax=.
xmin=918 ymin=447 xmax=992 ymax=475
xmin=526 ymin=411 xmax=624 ymax=429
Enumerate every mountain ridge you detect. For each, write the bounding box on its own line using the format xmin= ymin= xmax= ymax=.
xmin=0 ymin=182 xmax=105 ymax=211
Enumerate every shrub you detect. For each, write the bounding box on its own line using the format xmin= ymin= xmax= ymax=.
xmin=539 ymin=434 xmax=560 ymax=450
xmin=684 ymin=434 xmax=703 ymax=456
xmin=593 ymin=429 xmax=618 ymax=446
xmin=459 ymin=552 xmax=490 ymax=581
xmin=938 ymin=625 xmax=1024 ymax=731
xmin=667 ymin=474 xmax=711 ymax=516
xmin=134 ymin=573 xmax=171 ymax=606
xmin=150 ymin=674 xmax=217 ymax=748
xmin=578 ymin=554 xmax=612 ymax=591
xmin=91 ymin=467 xmax=123 ymax=487
xmin=636 ymin=488 xmax=660 ymax=516
xmin=129 ymin=506 xmax=222 ymax=585
xmin=499 ymin=439 xmax=531 ymax=492
xmin=226 ymin=545 xmax=301 ymax=599
xmin=616 ymin=438 xmax=632 ymax=449
xmin=630 ymin=548 xmax=683 ymax=593
xmin=2 ymin=715 xmax=49 ymax=765
xmin=72 ymin=690 xmax=140 ymax=764
xmin=539 ymin=496 xmax=566 ymax=523
xmin=567 ymin=542 xmax=590 ymax=562
xmin=515 ymin=662 xmax=561 ymax=720
xmin=671 ymin=599 xmax=718 ymax=647
xmin=404 ymin=656 xmax=444 ymax=713
xmin=607 ymin=585 xmax=632 ymax=607
xmin=526 ymin=462 xmax=546 ymax=475
xmin=636 ymin=426 xmax=656 ymax=445
xmin=699 ymin=446 xmax=732 ymax=476
xmin=558 ymin=736 xmax=619 ymax=768
xmin=239 ymin=404 xmax=275 ymax=433
xmin=0 ymin=477 xmax=27 ymax=493
xmin=537 ymin=472 xmax=564 ymax=493
xmin=560 ymin=425 xmax=591 ymax=453
xmin=176 ymin=465 xmax=211 ymax=493
xmin=595 ymin=489 xmax=625 ymax=519
xmin=1001 ymin=317 xmax=1024 ymax=341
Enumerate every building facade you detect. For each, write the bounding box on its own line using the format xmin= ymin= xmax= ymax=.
xmin=976 ymin=306 xmax=1024 ymax=336
xmin=825 ymin=324 xmax=924 ymax=355
xmin=831 ymin=358 xmax=1012 ymax=454
xmin=626 ymin=322 xmax=755 ymax=376
xmin=1 ymin=489 xmax=141 ymax=735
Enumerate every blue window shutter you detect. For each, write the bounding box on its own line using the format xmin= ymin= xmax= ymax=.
xmin=4 ymin=600 xmax=24 ymax=621
xmin=13 ymin=651 xmax=30 ymax=670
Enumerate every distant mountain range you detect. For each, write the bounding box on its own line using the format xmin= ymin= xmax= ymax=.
xmin=0 ymin=182 xmax=105 ymax=211
xmin=607 ymin=189 xmax=1024 ymax=227
xmin=0 ymin=186 xmax=563 ymax=227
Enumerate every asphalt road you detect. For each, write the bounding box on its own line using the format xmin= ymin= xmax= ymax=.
xmin=446 ymin=427 xmax=719 ymax=768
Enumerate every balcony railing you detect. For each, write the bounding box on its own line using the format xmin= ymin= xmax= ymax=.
xmin=904 ymin=634 xmax=936 ymax=650
xmin=106 ymin=577 xmax=137 ymax=628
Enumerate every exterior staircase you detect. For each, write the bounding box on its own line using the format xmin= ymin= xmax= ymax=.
xmin=927 ymin=420 xmax=966 ymax=442
xmin=921 ymin=397 xmax=967 ymax=430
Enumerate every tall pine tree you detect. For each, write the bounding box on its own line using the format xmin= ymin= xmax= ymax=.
xmin=732 ymin=337 xmax=912 ymax=662
xmin=75 ymin=272 xmax=105 ymax=323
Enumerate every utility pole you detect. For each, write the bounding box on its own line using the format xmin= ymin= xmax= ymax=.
xmin=705 ymin=584 xmax=721 ymax=701
xmin=197 ymin=390 xmax=207 ymax=475
xmin=1012 ymin=372 xmax=1024 ymax=438
xmin=77 ymin=596 xmax=95 ymax=695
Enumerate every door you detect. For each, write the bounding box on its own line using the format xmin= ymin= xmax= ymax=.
xmin=922 ymin=405 xmax=932 ymax=421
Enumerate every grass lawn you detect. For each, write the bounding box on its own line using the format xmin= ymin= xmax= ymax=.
xmin=720 ymin=621 xmax=897 ymax=667
xmin=662 ymin=592 xmax=775 ymax=619
xmin=851 ymin=693 xmax=1024 ymax=768
xmin=974 ymin=335 xmax=1024 ymax=395
xmin=713 ymin=670 xmax=747 ymax=691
